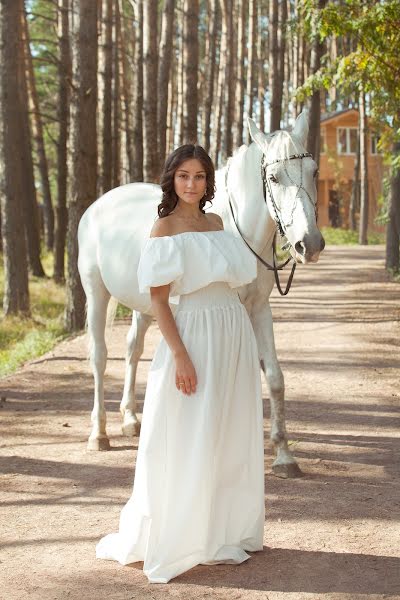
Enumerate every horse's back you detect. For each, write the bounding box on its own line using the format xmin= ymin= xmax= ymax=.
xmin=78 ymin=182 xmax=162 ymax=311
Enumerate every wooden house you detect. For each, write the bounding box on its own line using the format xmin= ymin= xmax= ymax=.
xmin=317 ymin=108 xmax=385 ymax=231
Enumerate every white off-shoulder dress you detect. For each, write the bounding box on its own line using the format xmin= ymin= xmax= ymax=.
xmin=96 ymin=230 xmax=265 ymax=583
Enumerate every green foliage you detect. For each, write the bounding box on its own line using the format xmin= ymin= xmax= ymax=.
xmin=0 ymin=251 xmax=67 ymax=378
xmin=321 ymin=226 xmax=385 ymax=245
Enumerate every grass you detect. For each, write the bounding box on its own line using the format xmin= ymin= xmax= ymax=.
xmin=320 ymin=227 xmax=385 ymax=245
xmin=0 ymin=252 xmax=67 ymax=378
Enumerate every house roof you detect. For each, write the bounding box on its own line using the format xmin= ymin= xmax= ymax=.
xmin=321 ymin=108 xmax=359 ymax=123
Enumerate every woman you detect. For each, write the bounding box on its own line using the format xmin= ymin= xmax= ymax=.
xmin=96 ymin=144 xmax=265 ymax=583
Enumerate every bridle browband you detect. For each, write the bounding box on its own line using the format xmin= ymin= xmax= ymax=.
xmin=225 ymin=150 xmax=314 ymax=296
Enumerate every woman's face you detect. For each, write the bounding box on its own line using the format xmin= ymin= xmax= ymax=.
xmin=173 ymin=158 xmax=207 ymax=206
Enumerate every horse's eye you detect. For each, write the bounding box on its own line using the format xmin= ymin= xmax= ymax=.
xmin=269 ymin=174 xmax=278 ymax=184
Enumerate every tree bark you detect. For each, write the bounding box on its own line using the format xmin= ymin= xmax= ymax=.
xmin=269 ymin=0 xmax=280 ymax=131
xmin=131 ymin=0 xmax=143 ymax=181
xmin=119 ymin=0 xmax=134 ymax=180
xmin=0 ymin=0 xmax=30 ymax=315
xmin=222 ymin=0 xmax=234 ymax=161
xmin=246 ymin=0 xmax=257 ymax=142
xmin=143 ymin=0 xmax=158 ymax=181
xmin=18 ymin=1 xmax=45 ymax=277
xmin=202 ymin=0 xmax=218 ymax=153
xmin=183 ymin=0 xmax=199 ymax=143
xmin=385 ymin=138 xmax=400 ymax=272
xmin=65 ymin=0 xmax=98 ymax=331
xmin=350 ymin=122 xmax=360 ymax=231
xmin=358 ymin=86 xmax=369 ymax=245
xmin=158 ymin=0 xmax=175 ymax=163
xmin=306 ymin=0 xmax=326 ymax=164
xmin=101 ymin=0 xmax=112 ymax=193
xmin=234 ymin=0 xmax=246 ymax=147
xmin=112 ymin=0 xmax=121 ymax=188
xmin=22 ymin=4 xmax=54 ymax=251
xmin=54 ymin=0 xmax=70 ymax=283
xmin=212 ymin=0 xmax=228 ymax=165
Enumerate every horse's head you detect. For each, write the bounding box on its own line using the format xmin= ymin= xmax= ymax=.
xmin=248 ymin=110 xmax=325 ymax=264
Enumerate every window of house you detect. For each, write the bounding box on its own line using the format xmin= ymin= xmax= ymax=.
xmin=370 ymin=134 xmax=380 ymax=155
xmin=337 ymin=127 xmax=358 ymax=154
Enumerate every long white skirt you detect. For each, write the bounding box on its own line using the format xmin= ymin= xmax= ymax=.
xmin=96 ymin=282 xmax=265 ymax=583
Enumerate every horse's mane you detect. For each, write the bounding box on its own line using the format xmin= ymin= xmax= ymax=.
xmin=223 ymin=126 xmax=307 ymax=170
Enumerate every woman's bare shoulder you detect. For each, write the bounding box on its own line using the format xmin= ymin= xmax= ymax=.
xmin=205 ymin=212 xmax=224 ymax=230
xmin=149 ymin=216 xmax=175 ymax=238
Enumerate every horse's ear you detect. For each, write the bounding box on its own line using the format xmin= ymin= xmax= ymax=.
xmin=247 ymin=117 xmax=266 ymax=150
xmin=292 ymin=109 xmax=309 ymax=145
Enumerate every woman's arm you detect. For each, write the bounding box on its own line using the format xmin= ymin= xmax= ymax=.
xmin=150 ymin=283 xmax=197 ymax=396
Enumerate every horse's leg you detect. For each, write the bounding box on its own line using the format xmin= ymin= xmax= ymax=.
xmin=120 ymin=310 xmax=153 ymax=436
xmin=252 ymin=301 xmax=303 ymax=478
xmin=85 ymin=273 xmax=111 ymax=451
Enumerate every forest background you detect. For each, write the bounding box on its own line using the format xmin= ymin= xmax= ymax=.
xmin=0 ymin=0 xmax=399 ymax=376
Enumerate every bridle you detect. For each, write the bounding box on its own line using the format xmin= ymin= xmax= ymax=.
xmin=225 ymin=150 xmax=315 ymax=296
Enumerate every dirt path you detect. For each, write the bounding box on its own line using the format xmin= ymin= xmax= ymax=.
xmin=1 ymin=245 xmax=399 ymax=600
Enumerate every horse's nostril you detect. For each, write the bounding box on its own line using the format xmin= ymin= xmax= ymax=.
xmin=320 ymin=237 xmax=326 ymax=251
xmin=295 ymin=241 xmax=305 ymax=256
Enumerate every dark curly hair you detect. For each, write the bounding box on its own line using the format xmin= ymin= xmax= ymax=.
xmin=158 ymin=144 xmax=216 ymax=218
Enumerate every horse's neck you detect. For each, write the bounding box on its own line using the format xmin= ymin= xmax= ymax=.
xmin=222 ymin=143 xmax=276 ymax=253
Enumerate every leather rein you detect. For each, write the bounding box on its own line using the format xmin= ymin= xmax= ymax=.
xmin=225 ymin=151 xmax=314 ymax=296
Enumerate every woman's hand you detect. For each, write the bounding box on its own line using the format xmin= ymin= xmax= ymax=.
xmin=174 ymin=350 xmax=197 ymax=395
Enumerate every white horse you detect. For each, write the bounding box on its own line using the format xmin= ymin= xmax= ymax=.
xmin=78 ymin=109 xmax=324 ymax=478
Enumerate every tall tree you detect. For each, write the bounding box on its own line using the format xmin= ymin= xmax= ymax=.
xmin=234 ymin=0 xmax=246 ymax=146
xmin=158 ymin=0 xmax=175 ymax=163
xmin=221 ymin=0 xmax=234 ymax=161
xmin=65 ymin=0 xmax=98 ymax=331
xmin=131 ymin=0 xmax=143 ymax=181
xmin=0 ymin=0 xmax=30 ymax=315
xmin=143 ymin=0 xmax=158 ymax=181
xmin=100 ymin=0 xmax=112 ymax=193
xmin=386 ymin=136 xmax=400 ymax=271
xmin=306 ymin=0 xmax=326 ymax=165
xmin=54 ymin=0 xmax=70 ymax=283
xmin=18 ymin=1 xmax=45 ymax=277
xmin=268 ymin=0 xmax=280 ymax=131
xmin=358 ymin=85 xmax=369 ymax=245
xmin=202 ymin=0 xmax=218 ymax=153
xmin=112 ymin=0 xmax=121 ymax=188
xmin=246 ymin=0 xmax=257 ymax=143
xmin=183 ymin=0 xmax=199 ymax=142
xmin=23 ymin=4 xmax=54 ymax=251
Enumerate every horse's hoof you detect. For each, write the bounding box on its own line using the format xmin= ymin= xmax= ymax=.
xmin=87 ymin=437 xmax=111 ymax=451
xmin=272 ymin=462 xmax=303 ymax=479
xmin=122 ymin=420 xmax=141 ymax=437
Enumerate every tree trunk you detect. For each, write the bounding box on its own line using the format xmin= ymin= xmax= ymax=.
xmin=18 ymin=1 xmax=45 ymax=277
xmin=54 ymin=0 xmax=70 ymax=283
xmin=22 ymin=4 xmax=54 ymax=251
xmin=350 ymin=123 xmax=360 ymax=231
xmin=385 ymin=138 xmax=400 ymax=272
xmin=176 ymin=4 xmax=184 ymax=146
xmin=112 ymin=0 xmax=121 ymax=188
xmin=212 ymin=0 xmax=228 ymax=166
xmin=143 ymin=0 xmax=158 ymax=181
xmin=101 ymin=0 xmax=112 ymax=193
xmin=65 ymin=0 xmax=98 ymax=331
xmin=202 ymin=0 xmax=218 ymax=153
xmin=131 ymin=0 xmax=143 ymax=181
xmin=246 ymin=0 xmax=257 ymax=142
xmin=183 ymin=0 xmax=199 ymax=143
xmin=358 ymin=87 xmax=369 ymax=245
xmin=257 ymin=0 xmax=265 ymax=132
xmin=234 ymin=0 xmax=246 ymax=146
xmin=222 ymin=0 xmax=234 ymax=161
xmin=269 ymin=0 xmax=280 ymax=132
xmin=0 ymin=0 xmax=30 ymax=315
xmin=306 ymin=0 xmax=326 ymax=164
xmin=119 ymin=0 xmax=134 ymax=180
xmin=158 ymin=0 xmax=175 ymax=163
